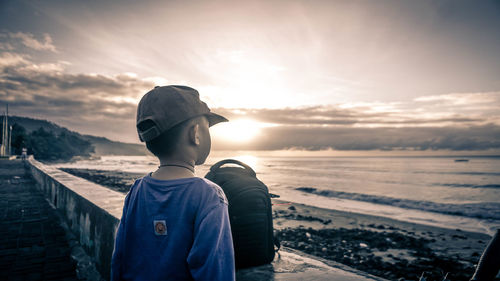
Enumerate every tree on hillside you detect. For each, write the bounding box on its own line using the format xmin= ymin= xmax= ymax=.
xmin=10 ymin=125 xmax=95 ymax=161
xmin=28 ymin=127 xmax=56 ymax=160
xmin=56 ymin=130 xmax=95 ymax=160
xmin=11 ymin=123 xmax=28 ymax=155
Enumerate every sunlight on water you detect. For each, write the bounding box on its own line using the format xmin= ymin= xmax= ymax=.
xmin=232 ymin=155 xmax=259 ymax=170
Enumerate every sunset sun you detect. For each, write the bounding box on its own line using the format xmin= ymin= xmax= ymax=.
xmin=211 ymin=119 xmax=263 ymax=143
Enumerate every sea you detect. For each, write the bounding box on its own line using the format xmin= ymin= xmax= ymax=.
xmin=49 ymin=153 xmax=500 ymax=236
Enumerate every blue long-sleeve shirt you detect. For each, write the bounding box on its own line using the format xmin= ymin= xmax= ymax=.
xmin=111 ymin=175 xmax=235 ymax=281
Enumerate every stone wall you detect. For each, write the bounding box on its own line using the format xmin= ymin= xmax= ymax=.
xmin=25 ymin=157 xmax=125 ymax=280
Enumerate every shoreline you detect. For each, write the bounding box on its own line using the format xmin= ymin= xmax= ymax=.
xmin=60 ymin=168 xmax=494 ymax=281
xmin=272 ymin=199 xmax=490 ymax=280
xmin=275 ymin=189 xmax=500 ymax=236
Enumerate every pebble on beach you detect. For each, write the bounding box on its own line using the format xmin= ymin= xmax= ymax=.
xmin=276 ymin=227 xmax=479 ymax=281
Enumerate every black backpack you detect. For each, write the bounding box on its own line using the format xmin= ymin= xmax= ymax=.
xmin=205 ymin=159 xmax=277 ymax=269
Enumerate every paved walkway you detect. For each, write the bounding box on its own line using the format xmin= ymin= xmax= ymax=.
xmin=0 ymin=159 xmax=78 ymax=281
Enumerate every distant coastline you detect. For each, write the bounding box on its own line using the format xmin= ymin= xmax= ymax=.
xmin=2 ymin=115 xmax=147 ymax=160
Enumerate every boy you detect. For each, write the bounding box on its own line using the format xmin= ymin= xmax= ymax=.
xmin=111 ymin=85 xmax=235 ymax=280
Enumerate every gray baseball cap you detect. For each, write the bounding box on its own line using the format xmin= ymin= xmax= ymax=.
xmin=136 ymin=85 xmax=228 ymax=142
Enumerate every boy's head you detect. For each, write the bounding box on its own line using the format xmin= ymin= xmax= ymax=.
xmin=136 ymin=85 xmax=227 ymax=164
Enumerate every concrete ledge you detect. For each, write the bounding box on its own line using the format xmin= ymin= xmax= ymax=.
xmin=25 ymin=157 xmax=125 ymax=280
xmin=237 ymin=246 xmax=385 ymax=280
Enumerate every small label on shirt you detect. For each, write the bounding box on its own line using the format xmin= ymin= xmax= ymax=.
xmin=153 ymin=220 xmax=167 ymax=235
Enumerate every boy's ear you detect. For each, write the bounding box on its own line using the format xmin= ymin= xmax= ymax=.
xmin=189 ymin=124 xmax=200 ymax=145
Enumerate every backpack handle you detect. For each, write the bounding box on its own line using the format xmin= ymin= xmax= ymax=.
xmin=209 ymin=159 xmax=256 ymax=177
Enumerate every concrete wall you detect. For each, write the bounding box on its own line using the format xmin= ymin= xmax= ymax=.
xmin=25 ymin=157 xmax=125 ymax=280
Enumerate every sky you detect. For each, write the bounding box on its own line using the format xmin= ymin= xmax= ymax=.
xmin=1 ymin=0 xmax=500 ymax=154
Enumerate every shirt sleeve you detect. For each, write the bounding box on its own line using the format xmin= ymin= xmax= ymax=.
xmin=187 ymin=202 xmax=235 ymax=281
xmin=111 ymin=191 xmax=131 ymax=281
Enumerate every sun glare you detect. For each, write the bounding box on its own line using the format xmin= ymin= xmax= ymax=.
xmin=233 ymin=155 xmax=259 ymax=170
xmin=211 ymin=119 xmax=263 ymax=143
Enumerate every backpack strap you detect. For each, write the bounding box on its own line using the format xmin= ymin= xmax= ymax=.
xmin=209 ymin=159 xmax=256 ymax=177
xmin=273 ymin=235 xmax=281 ymax=252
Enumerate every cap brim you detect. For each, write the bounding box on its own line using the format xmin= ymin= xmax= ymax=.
xmin=206 ymin=112 xmax=228 ymax=127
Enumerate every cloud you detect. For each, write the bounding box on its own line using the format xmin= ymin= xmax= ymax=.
xmin=212 ymin=123 xmax=500 ymax=151
xmin=214 ymin=107 xmax=362 ymax=125
xmin=2 ymin=36 xmax=500 ymax=150
xmin=414 ymin=92 xmax=500 ymax=106
xmin=1 ymin=50 xmax=156 ymax=141
xmin=0 ymin=52 xmax=29 ymax=68
xmin=7 ymin=32 xmax=57 ymax=52
xmin=210 ymin=93 xmax=500 ymax=151
xmin=213 ymin=92 xmax=500 ymax=127
xmin=4 ymin=49 xmax=500 ymax=149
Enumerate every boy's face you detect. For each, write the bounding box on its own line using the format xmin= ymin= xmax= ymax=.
xmin=195 ymin=116 xmax=211 ymax=165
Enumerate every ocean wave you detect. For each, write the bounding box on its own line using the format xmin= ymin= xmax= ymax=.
xmin=437 ymin=183 xmax=500 ymax=188
xmin=295 ymin=187 xmax=500 ymax=220
xmin=413 ymin=171 xmax=500 ymax=176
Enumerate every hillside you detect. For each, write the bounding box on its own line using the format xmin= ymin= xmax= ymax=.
xmin=82 ymin=135 xmax=146 ymax=156
xmin=2 ymin=116 xmax=146 ymax=156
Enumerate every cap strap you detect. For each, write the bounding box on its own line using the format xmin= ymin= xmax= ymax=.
xmin=139 ymin=126 xmax=161 ymax=142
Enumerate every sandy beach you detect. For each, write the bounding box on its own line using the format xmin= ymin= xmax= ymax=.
xmin=60 ymin=168 xmax=495 ymax=281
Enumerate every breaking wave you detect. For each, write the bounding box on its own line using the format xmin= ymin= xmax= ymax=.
xmin=437 ymin=183 xmax=500 ymax=188
xmin=295 ymin=187 xmax=500 ymax=221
